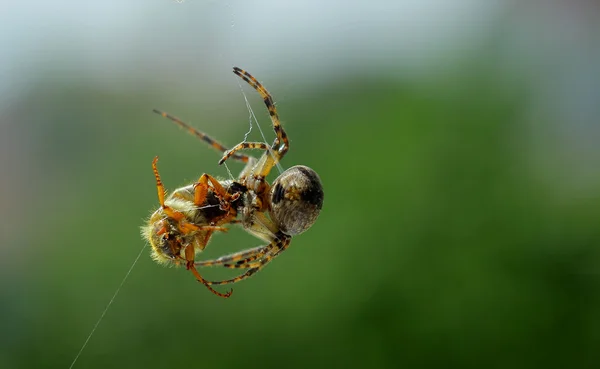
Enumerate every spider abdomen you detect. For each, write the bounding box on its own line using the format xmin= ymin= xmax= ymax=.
xmin=269 ymin=165 xmax=324 ymax=236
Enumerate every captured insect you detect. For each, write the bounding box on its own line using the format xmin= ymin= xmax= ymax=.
xmin=141 ymin=67 xmax=324 ymax=298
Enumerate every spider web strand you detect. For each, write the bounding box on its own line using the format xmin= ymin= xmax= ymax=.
xmin=68 ymin=243 xmax=146 ymax=369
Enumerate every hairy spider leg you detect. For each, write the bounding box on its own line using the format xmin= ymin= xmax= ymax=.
xmin=153 ymin=109 xmax=250 ymax=163
xmin=195 ymin=210 xmax=280 ymax=269
xmin=195 ymin=245 xmax=271 ymax=267
xmin=238 ymin=156 xmax=258 ymax=180
xmin=218 ymin=142 xmax=271 ymax=165
xmin=205 ymin=237 xmax=291 ymax=285
xmin=219 ymin=67 xmax=290 ymax=179
xmin=232 ymin=67 xmax=289 ymax=155
xmin=218 ymin=245 xmax=274 ymax=269
xmin=221 ymin=239 xmax=285 ymax=270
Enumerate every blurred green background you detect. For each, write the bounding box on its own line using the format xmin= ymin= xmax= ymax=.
xmin=2 ymin=1 xmax=600 ymax=369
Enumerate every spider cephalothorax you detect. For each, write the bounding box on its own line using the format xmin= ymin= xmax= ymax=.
xmin=142 ymin=67 xmax=323 ymax=298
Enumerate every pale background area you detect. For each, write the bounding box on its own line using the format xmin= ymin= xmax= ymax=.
xmin=1 ymin=1 xmax=599 ymax=368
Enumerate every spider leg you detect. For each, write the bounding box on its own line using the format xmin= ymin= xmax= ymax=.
xmin=205 ymin=237 xmax=290 ymax=285
xmin=221 ymin=241 xmax=284 ymax=269
xmin=195 ymin=245 xmax=269 ymax=267
xmin=153 ymin=109 xmax=250 ymax=163
xmin=238 ymin=156 xmax=257 ymax=180
xmin=232 ymin=67 xmax=289 ymax=157
xmin=199 ymin=214 xmax=282 ymax=270
xmin=206 ymin=268 xmax=261 ymax=285
xmin=220 ymin=251 xmax=268 ymax=269
xmin=218 ymin=142 xmax=271 ymax=165
xmin=229 ymin=67 xmax=291 ymax=179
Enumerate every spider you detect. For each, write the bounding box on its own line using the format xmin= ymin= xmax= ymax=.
xmin=141 ymin=67 xmax=324 ymax=298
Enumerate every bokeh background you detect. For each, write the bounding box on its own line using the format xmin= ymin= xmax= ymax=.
xmin=2 ymin=1 xmax=600 ymax=368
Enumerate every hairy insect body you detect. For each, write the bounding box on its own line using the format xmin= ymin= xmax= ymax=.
xmin=142 ymin=180 xmax=245 ymax=266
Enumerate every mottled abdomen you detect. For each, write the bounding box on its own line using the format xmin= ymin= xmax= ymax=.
xmin=269 ymin=165 xmax=324 ymax=236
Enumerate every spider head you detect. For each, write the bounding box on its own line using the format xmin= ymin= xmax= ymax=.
xmin=269 ymin=165 xmax=324 ymax=236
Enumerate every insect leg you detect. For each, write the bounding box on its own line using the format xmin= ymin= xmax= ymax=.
xmin=184 ymin=242 xmax=233 ymax=298
xmin=152 ymin=156 xmax=167 ymax=207
xmin=153 ymin=158 xmax=228 ymax=231
xmin=193 ymin=173 xmax=231 ymax=206
xmin=152 ymin=156 xmax=188 ymax=222
xmin=180 ymin=223 xmax=228 ymax=234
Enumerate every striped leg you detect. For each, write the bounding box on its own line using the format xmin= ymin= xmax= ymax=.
xmin=205 ymin=238 xmax=290 ymax=285
xmin=195 ymin=245 xmax=270 ymax=267
xmin=232 ymin=67 xmax=289 ymax=157
xmin=153 ymin=109 xmax=250 ymax=163
xmin=205 ymin=268 xmax=261 ymax=286
xmin=219 ymin=142 xmax=271 ymax=165
xmin=230 ymin=67 xmax=291 ymax=179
